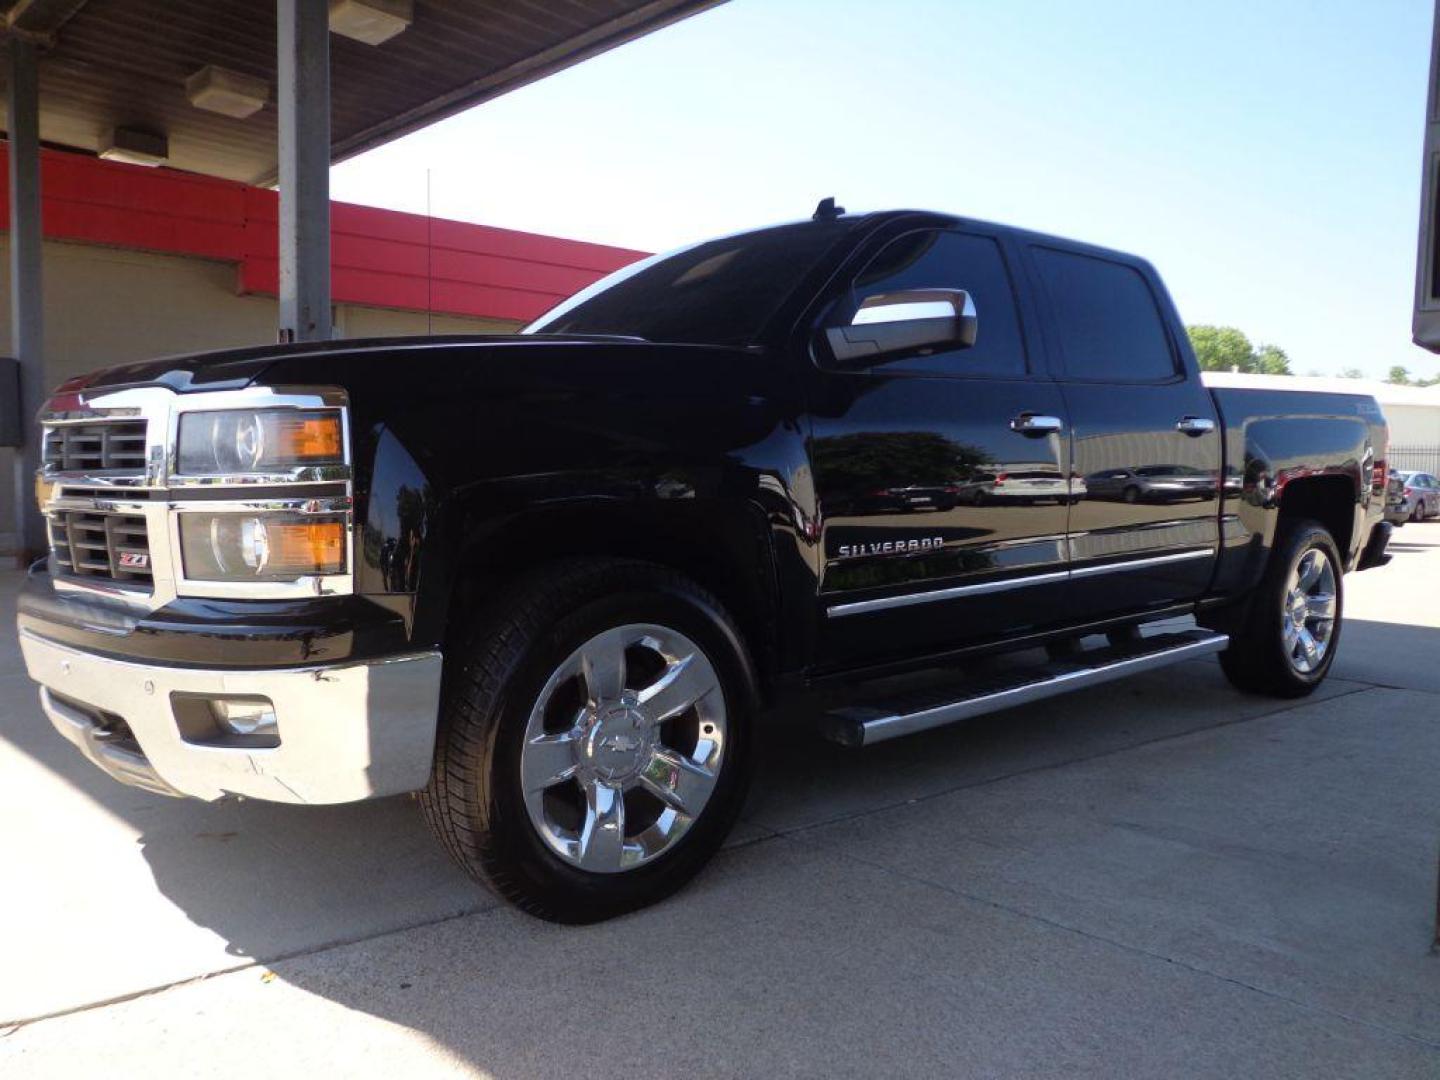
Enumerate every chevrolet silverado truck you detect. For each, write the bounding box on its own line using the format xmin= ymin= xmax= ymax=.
xmin=17 ymin=207 xmax=1393 ymax=922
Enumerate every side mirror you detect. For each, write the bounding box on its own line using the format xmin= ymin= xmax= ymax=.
xmin=824 ymin=288 xmax=977 ymax=368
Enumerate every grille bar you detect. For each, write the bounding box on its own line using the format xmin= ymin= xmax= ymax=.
xmin=43 ymin=421 xmax=148 ymax=473
xmin=48 ymin=510 xmax=152 ymax=586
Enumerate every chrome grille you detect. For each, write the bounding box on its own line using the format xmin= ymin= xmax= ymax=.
xmin=43 ymin=421 xmax=148 ymax=472
xmin=48 ymin=511 xmax=153 ymax=586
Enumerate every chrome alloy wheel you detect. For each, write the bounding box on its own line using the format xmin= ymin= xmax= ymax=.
xmin=519 ymin=623 xmax=726 ymax=873
xmin=1282 ymin=548 xmax=1337 ymax=674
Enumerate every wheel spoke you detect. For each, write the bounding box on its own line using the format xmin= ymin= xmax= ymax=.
xmin=580 ymin=628 xmax=629 ymax=704
xmin=1296 ymin=551 xmax=1323 ymax=590
xmin=521 ymin=731 xmax=579 ymax=792
xmin=1306 ymin=592 xmax=1336 ymax=621
xmin=1296 ymin=627 xmax=1320 ymax=669
xmin=576 ymin=779 xmax=626 ymax=872
xmin=639 ymin=746 xmax=717 ymax=816
xmin=638 ymin=653 xmax=716 ymax=722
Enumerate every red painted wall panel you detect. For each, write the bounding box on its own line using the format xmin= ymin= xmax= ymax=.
xmin=1 ymin=145 xmax=646 ymax=322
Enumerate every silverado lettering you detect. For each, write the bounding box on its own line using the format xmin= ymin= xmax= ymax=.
xmin=836 ymin=537 xmax=946 ymax=558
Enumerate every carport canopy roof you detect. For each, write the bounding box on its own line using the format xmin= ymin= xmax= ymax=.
xmin=0 ymin=0 xmax=721 ymax=184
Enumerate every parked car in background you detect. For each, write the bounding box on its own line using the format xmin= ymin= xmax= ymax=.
xmin=1085 ymin=464 xmax=1217 ymax=504
xmin=1384 ymin=469 xmax=1410 ymax=527
xmin=1397 ymin=471 xmax=1440 ymax=521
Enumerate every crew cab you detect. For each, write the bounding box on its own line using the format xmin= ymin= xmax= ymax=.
xmin=16 ymin=207 xmax=1392 ymax=922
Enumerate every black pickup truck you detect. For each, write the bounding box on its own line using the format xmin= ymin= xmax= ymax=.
xmin=18 ymin=207 xmax=1392 ymax=922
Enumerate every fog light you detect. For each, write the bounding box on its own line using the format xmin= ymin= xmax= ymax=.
xmin=172 ymin=693 xmax=279 ymax=748
xmin=213 ymin=699 xmax=278 ymax=739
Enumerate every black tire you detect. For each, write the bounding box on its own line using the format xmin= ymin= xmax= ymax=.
xmin=1122 ymin=486 xmax=1140 ymax=504
xmin=1412 ymin=502 xmax=1424 ymax=523
xmin=418 ymin=557 xmax=758 ymax=924
xmin=1217 ymin=519 xmax=1343 ymax=698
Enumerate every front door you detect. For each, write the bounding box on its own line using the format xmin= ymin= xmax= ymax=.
xmin=808 ymin=227 xmax=1072 ymax=669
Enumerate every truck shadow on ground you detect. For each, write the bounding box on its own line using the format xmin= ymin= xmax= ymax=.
xmin=110 ymin=617 xmax=1440 ymax=1073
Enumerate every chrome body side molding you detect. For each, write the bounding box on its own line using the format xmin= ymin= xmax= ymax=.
xmin=825 ymin=548 xmax=1215 ymax=618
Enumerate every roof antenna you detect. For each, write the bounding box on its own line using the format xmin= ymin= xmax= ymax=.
xmin=812 ymin=196 xmax=845 ymax=222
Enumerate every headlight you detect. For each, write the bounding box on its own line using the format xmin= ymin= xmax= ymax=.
xmin=179 ymin=513 xmax=347 ymax=581
xmin=176 ymin=409 xmax=343 ymax=476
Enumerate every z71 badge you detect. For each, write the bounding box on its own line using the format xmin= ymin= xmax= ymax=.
xmin=836 ymin=536 xmax=944 ymax=559
xmin=117 ymin=552 xmax=150 ymax=570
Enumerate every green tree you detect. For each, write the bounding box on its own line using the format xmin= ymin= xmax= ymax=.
xmin=1254 ymin=343 xmax=1291 ymax=375
xmin=1339 ymin=367 xmax=1364 ymax=379
xmin=1186 ymin=325 xmax=1292 ymax=375
xmin=1388 ymin=366 xmax=1411 ymax=385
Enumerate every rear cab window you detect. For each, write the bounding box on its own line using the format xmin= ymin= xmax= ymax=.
xmin=1031 ymin=246 xmax=1178 ymax=382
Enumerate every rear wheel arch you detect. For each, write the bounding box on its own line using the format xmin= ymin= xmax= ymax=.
xmin=1274 ymin=474 xmax=1357 ymax=562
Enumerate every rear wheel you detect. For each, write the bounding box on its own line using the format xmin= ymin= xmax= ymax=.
xmin=419 ymin=558 xmax=757 ymax=923
xmin=1414 ymin=501 xmax=1427 ymax=523
xmin=1218 ymin=519 xmax=1342 ymax=698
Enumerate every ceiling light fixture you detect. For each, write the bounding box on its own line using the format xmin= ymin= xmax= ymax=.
xmin=186 ymin=65 xmax=269 ymax=120
xmin=99 ymin=127 xmax=169 ymax=167
xmin=329 ymin=0 xmax=413 ymax=46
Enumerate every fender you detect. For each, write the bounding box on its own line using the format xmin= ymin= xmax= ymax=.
xmin=313 ymin=337 xmax=818 ymax=689
xmin=1206 ymin=388 xmax=1384 ymax=600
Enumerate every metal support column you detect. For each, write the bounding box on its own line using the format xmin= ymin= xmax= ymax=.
xmin=276 ymin=0 xmax=332 ymax=342
xmin=8 ymin=37 xmax=46 ymax=564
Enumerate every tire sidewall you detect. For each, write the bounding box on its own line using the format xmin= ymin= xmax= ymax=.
xmin=1255 ymin=523 xmax=1344 ymax=692
xmin=475 ymin=572 xmax=756 ymax=921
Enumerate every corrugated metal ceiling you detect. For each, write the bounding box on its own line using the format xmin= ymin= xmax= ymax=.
xmin=0 ymin=0 xmax=723 ymax=184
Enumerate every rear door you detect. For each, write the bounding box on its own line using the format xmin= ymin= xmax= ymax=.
xmin=1027 ymin=244 xmax=1221 ymax=620
xmin=807 ymin=226 xmax=1072 ymax=668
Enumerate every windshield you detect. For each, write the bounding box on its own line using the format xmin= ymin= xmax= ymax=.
xmin=523 ymin=220 xmax=854 ymax=347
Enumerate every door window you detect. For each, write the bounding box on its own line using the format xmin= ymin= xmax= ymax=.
xmin=1031 ymin=247 xmax=1177 ymax=383
xmin=842 ymin=231 xmax=1028 ymax=377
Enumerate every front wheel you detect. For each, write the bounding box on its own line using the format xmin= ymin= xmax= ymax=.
xmin=419 ymin=558 xmax=758 ymax=923
xmin=1217 ymin=519 xmax=1342 ymax=698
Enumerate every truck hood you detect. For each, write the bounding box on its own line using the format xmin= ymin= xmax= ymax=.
xmin=60 ymin=334 xmax=650 ymax=395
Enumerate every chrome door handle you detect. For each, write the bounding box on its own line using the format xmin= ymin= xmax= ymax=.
xmin=1176 ymin=416 xmax=1216 ymax=436
xmin=1010 ymin=414 xmax=1064 ymax=436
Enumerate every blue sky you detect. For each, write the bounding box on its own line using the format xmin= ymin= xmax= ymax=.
xmin=331 ymin=0 xmax=1436 ymax=380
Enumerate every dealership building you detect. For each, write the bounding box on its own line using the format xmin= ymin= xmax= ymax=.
xmin=0 ymin=0 xmax=714 ymax=562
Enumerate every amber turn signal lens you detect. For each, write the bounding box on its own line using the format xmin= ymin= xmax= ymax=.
xmin=266 ymin=519 xmax=345 ymax=575
xmin=273 ymin=414 xmax=343 ymax=464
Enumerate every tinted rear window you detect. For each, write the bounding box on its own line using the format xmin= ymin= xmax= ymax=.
xmin=1032 ymin=247 xmax=1176 ymax=382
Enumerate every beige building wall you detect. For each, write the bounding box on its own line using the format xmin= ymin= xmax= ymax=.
xmin=1385 ymin=403 xmax=1440 ymax=448
xmin=1 ymin=237 xmax=521 ymax=555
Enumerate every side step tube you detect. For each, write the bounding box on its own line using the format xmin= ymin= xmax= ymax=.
xmin=822 ymin=630 xmax=1229 ymax=747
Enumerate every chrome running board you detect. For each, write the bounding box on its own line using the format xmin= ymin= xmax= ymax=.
xmin=820 ymin=630 xmax=1229 ymax=747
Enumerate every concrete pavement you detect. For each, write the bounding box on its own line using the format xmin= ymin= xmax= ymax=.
xmin=2 ymin=529 xmax=1438 ymax=1077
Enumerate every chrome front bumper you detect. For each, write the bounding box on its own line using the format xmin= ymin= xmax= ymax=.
xmin=18 ymin=629 xmax=443 ymax=804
